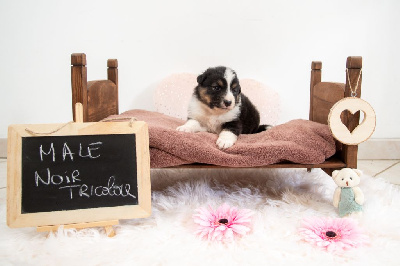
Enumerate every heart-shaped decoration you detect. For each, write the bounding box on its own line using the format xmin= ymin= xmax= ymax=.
xmin=340 ymin=109 xmax=366 ymax=133
xmin=328 ymin=97 xmax=376 ymax=145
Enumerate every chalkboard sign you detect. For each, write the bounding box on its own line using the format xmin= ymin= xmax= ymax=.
xmin=7 ymin=121 xmax=151 ymax=228
xmin=21 ymin=134 xmax=138 ymax=213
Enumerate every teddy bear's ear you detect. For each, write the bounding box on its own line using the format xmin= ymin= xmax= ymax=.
xmin=353 ymin=169 xmax=363 ymax=177
xmin=332 ymin=170 xmax=340 ymax=179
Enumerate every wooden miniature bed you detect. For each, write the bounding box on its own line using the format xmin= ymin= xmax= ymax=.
xmin=70 ymin=53 xmax=362 ymax=175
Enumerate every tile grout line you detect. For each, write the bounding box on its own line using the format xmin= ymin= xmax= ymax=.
xmin=373 ymin=161 xmax=400 ymax=177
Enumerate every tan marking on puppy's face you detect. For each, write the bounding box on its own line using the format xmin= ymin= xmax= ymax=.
xmin=231 ymin=83 xmax=238 ymax=89
xmin=199 ymin=87 xmax=211 ymax=105
xmin=211 ymin=80 xmax=224 ymax=88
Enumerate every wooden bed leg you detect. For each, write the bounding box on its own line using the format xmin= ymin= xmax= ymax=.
xmin=322 ymin=168 xmax=333 ymax=176
xmin=341 ymin=145 xmax=358 ymax=169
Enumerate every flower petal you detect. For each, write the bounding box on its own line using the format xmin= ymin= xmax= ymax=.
xmin=230 ymin=224 xmax=251 ymax=235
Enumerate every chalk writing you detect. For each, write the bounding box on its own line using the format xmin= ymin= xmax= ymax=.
xmin=59 ymin=176 xmax=136 ymax=199
xmin=35 ymin=168 xmax=81 ymax=186
xmin=39 ymin=141 xmax=103 ymax=162
xmin=21 ymin=134 xmax=138 ymax=213
xmin=40 ymin=143 xmax=55 ymax=162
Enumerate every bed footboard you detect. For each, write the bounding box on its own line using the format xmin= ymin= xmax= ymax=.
xmin=310 ymin=56 xmax=362 ymax=172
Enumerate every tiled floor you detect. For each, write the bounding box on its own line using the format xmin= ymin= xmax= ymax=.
xmin=0 ymin=159 xmax=399 ymax=190
xmin=0 ymin=159 xmax=6 ymax=189
xmin=357 ymin=159 xmax=400 ymax=184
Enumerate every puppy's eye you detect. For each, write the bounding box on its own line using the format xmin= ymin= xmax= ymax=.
xmin=212 ymin=86 xmax=221 ymax=91
xmin=232 ymin=87 xmax=239 ymax=93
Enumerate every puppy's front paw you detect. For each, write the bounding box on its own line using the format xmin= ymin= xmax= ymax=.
xmin=176 ymin=125 xmax=196 ymax=133
xmin=216 ymin=130 xmax=238 ymax=149
xmin=176 ymin=119 xmax=207 ymax=133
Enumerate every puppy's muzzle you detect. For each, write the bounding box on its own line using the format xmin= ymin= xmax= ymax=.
xmin=223 ymin=100 xmax=232 ymax=107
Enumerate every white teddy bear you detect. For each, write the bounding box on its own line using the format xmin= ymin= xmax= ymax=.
xmin=332 ymin=168 xmax=364 ymax=217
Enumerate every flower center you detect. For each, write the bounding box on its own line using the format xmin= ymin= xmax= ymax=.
xmin=325 ymin=231 xmax=337 ymax=238
xmin=218 ymin=218 xmax=229 ymax=224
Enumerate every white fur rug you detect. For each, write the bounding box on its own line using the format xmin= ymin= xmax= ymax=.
xmin=1 ymin=168 xmax=399 ymax=265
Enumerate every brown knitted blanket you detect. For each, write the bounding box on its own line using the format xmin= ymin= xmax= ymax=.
xmin=108 ymin=110 xmax=336 ymax=168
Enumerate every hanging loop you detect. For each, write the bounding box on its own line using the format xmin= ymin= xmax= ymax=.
xmin=346 ymin=68 xmax=362 ymax=97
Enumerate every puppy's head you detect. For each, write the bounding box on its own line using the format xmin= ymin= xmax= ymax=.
xmin=195 ymin=66 xmax=241 ymax=110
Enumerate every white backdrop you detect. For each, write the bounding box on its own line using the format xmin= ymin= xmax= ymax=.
xmin=0 ymin=0 xmax=399 ymax=139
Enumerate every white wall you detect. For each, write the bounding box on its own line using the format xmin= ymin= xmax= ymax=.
xmin=1 ymin=0 xmax=399 ymax=139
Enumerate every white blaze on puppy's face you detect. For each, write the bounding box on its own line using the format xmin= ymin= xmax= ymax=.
xmin=223 ymin=68 xmax=236 ymax=109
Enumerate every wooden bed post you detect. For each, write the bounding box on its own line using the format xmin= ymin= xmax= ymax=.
xmin=341 ymin=56 xmax=362 ymax=169
xmin=71 ymin=53 xmax=88 ymax=122
xmin=107 ymin=59 xmax=119 ymax=115
xmin=309 ymin=61 xmax=322 ymax=121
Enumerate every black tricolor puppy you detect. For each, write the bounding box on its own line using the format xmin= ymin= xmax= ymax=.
xmin=177 ymin=66 xmax=271 ymax=149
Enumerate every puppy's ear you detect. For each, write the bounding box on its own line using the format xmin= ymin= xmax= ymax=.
xmin=197 ymin=73 xmax=206 ymax=85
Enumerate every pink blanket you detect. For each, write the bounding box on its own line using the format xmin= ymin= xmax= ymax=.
xmin=109 ymin=110 xmax=336 ymax=168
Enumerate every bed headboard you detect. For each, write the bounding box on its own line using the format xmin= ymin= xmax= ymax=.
xmin=71 ymin=53 xmax=119 ymax=122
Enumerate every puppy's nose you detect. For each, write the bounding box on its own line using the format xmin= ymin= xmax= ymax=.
xmin=223 ymin=100 xmax=232 ymax=107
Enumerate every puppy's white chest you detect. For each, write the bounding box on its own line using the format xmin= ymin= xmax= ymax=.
xmin=189 ymin=112 xmax=222 ymax=133
xmin=204 ymin=115 xmax=225 ymax=133
xmin=189 ymin=98 xmax=240 ymax=133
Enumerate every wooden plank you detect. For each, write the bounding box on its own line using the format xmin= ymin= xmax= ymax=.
xmin=312 ymin=82 xmax=345 ymax=125
xmin=87 ymin=80 xmax=118 ymax=122
xmin=37 ymin=220 xmax=119 ymax=232
xmin=162 ymin=157 xmax=346 ymax=170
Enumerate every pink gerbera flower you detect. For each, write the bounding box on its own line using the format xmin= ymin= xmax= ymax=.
xmin=193 ymin=203 xmax=253 ymax=242
xmin=299 ymin=217 xmax=369 ymax=253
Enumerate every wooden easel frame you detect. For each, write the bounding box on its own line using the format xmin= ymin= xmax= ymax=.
xmin=7 ymin=105 xmax=151 ymax=236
